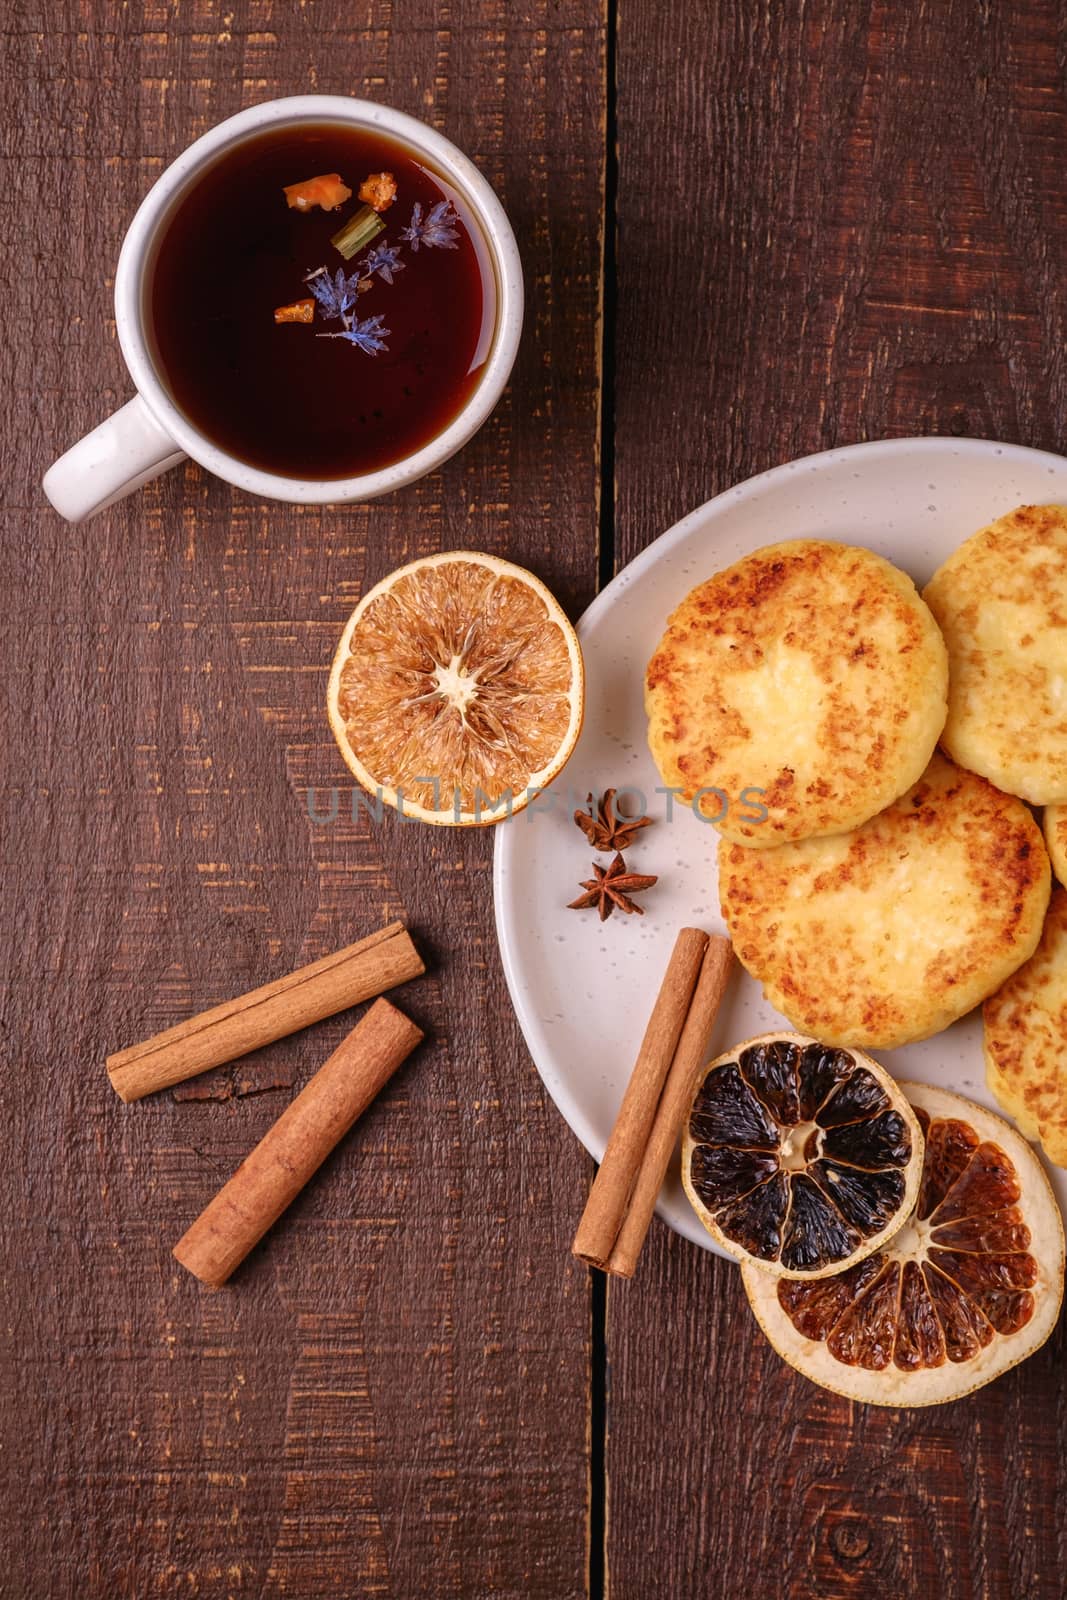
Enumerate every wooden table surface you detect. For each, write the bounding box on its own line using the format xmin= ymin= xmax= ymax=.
xmin=3 ymin=3 xmax=1066 ymax=1596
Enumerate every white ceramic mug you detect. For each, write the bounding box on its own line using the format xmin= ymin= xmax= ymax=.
xmin=43 ymin=95 xmax=524 ymax=524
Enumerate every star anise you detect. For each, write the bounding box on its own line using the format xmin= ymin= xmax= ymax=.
xmin=568 ymin=852 xmax=658 ymax=921
xmin=574 ymin=789 xmax=654 ymax=853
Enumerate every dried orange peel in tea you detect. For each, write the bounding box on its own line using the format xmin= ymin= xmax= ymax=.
xmin=273 ymin=298 xmax=315 ymax=325
xmin=682 ymin=1032 xmax=922 ymax=1278
xmin=327 ymin=552 xmax=584 ymax=826
xmin=359 ymin=171 xmax=398 ymax=212
xmin=742 ymin=1082 xmax=1064 ymax=1405
xmin=283 ymin=172 xmax=353 ymax=212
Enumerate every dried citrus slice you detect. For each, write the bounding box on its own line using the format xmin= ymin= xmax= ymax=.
xmin=682 ymin=1032 xmax=922 ymax=1278
xmin=743 ymin=1083 xmax=1064 ymax=1405
xmin=327 ymin=552 xmax=584 ymax=825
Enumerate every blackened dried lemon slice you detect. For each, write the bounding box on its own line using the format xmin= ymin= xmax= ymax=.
xmin=742 ymin=1083 xmax=1064 ymax=1405
xmin=682 ymin=1032 xmax=922 ymax=1279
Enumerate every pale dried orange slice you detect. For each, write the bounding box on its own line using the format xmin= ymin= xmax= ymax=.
xmin=682 ymin=1032 xmax=923 ymax=1278
xmin=743 ymin=1083 xmax=1064 ymax=1405
xmin=327 ymin=552 xmax=584 ymax=825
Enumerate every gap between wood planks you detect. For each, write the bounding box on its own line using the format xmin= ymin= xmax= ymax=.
xmin=589 ymin=1 xmax=618 ymax=1595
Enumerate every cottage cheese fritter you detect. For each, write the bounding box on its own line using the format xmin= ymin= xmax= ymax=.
xmin=923 ymin=504 xmax=1067 ymax=805
xmin=985 ymin=887 xmax=1067 ymax=1167
xmin=646 ymin=540 xmax=948 ymax=847
xmin=719 ymin=755 xmax=1050 ymax=1049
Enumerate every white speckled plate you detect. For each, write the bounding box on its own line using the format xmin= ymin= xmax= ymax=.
xmin=493 ymin=437 xmax=1067 ymax=1252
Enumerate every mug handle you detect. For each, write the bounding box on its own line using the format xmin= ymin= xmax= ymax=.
xmin=42 ymin=394 xmax=188 ymax=524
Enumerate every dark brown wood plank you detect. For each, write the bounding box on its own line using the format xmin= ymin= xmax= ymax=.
xmin=608 ymin=3 xmax=1067 ymax=1597
xmin=0 ymin=4 xmax=604 ymax=1595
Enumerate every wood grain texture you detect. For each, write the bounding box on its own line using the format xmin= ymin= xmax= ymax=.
xmin=608 ymin=3 xmax=1067 ymax=1597
xmin=7 ymin=1 xmax=1067 ymax=1594
xmin=0 ymin=2 xmax=604 ymax=1595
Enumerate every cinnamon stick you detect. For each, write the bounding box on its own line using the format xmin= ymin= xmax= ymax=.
xmin=107 ymin=921 xmax=424 ymax=1102
xmin=607 ymin=935 xmax=733 ymax=1278
xmin=173 ymin=998 xmax=424 ymax=1287
xmin=572 ymin=928 xmax=709 ymax=1269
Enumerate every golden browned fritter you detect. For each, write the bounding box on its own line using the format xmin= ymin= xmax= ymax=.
xmin=985 ymin=886 xmax=1067 ymax=1167
xmin=646 ymin=540 xmax=948 ymax=847
xmin=923 ymin=504 xmax=1067 ymax=805
xmin=719 ymin=754 xmax=1050 ymax=1049
xmin=1043 ymin=805 xmax=1067 ymax=886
